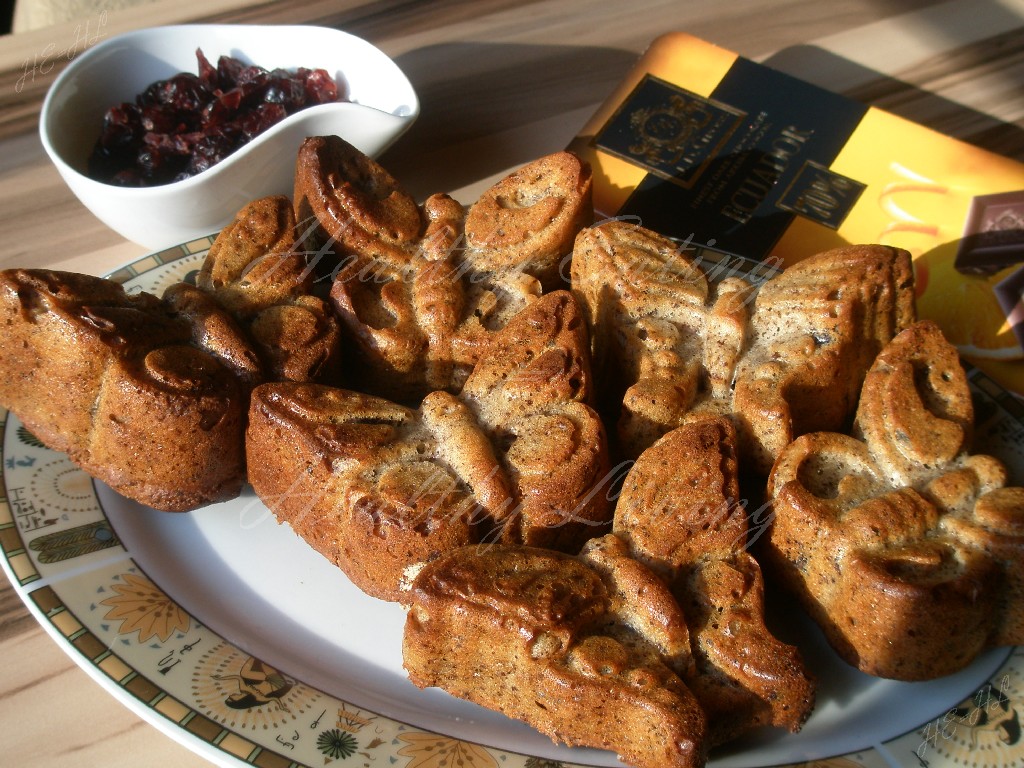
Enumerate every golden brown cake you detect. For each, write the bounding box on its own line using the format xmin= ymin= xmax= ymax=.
xmin=571 ymin=220 xmax=751 ymax=458
xmin=161 ymin=282 xmax=264 ymax=389
xmin=403 ymin=544 xmax=708 ymax=768
xmin=194 ymin=195 xmax=344 ymax=384
xmin=611 ymin=417 xmax=815 ymax=744
xmin=296 ymin=136 xmax=592 ymax=402
xmin=0 ymin=269 xmax=253 ymax=511
xmin=401 ymin=417 xmax=813 ymax=767
xmin=328 ymin=192 xmax=469 ymax=401
xmin=294 ymin=134 xmax=424 ymax=267
xmin=462 ymin=149 xmax=593 ymax=290
xmin=766 ymin=320 xmax=1024 ymax=680
xmin=458 ymin=290 xmax=609 ymax=551
xmin=197 ymin=194 xmax=304 ymax=315
xmin=570 ymin=221 xmax=915 ymax=472
xmin=246 ymin=290 xmax=612 ymax=602
xmin=245 ymin=383 xmax=482 ymax=601
xmin=733 ymin=241 xmax=916 ymax=473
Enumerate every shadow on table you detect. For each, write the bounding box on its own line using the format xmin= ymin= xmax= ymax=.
xmin=763 ymin=43 xmax=1024 ymax=160
xmin=381 ymin=41 xmax=638 ymax=197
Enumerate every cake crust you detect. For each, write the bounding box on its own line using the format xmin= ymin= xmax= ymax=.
xmin=404 ymin=544 xmax=708 ymax=768
xmin=571 ymin=221 xmax=916 ymax=471
xmin=766 ymin=321 xmax=1024 ymax=680
xmin=0 ymin=269 xmax=251 ymax=511
xmin=246 ymin=290 xmax=612 ymax=602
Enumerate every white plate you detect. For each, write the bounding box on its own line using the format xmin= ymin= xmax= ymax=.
xmin=2 ymin=241 xmax=1024 ymax=768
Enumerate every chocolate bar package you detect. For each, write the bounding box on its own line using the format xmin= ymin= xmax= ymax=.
xmin=568 ymin=32 xmax=1024 ymax=397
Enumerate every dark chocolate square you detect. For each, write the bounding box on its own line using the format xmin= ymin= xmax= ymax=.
xmin=954 ymin=189 xmax=1024 ymax=275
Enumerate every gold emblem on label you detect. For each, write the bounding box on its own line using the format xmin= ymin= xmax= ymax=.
xmin=627 ymin=94 xmax=715 ymax=169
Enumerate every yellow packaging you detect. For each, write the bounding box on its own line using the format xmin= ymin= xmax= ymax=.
xmin=568 ymin=32 xmax=1024 ymax=397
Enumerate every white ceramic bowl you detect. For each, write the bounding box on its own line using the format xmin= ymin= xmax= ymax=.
xmin=40 ymin=24 xmax=419 ymax=250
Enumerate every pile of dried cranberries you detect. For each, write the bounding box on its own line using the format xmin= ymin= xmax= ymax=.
xmin=87 ymin=49 xmax=343 ymax=186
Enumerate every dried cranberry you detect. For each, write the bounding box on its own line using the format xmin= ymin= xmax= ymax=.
xmin=303 ymin=68 xmax=341 ymax=104
xmin=141 ymin=73 xmax=211 ymax=113
xmin=87 ymin=48 xmax=345 ymax=187
xmin=201 ymin=89 xmax=243 ymax=129
xmin=196 ymin=48 xmax=217 ymax=86
xmin=87 ymin=104 xmax=143 ymax=181
xmin=185 ymin=128 xmax=240 ymax=176
xmin=235 ymin=65 xmax=270 ymax=91
xmin=109 ymin=168 xmax=145 ymax=185
xmin=237 ymin=102 xmax=288 ymax=141
xmin=264 ymin=71 xmax=306 ymax=111
xmin=99 ymin=103 xmax=143 ymax=150
xmin=216 ymin=54 xmax=245 ymax=90
xmin=137 ymin=134 xmax=190 ymax=184
xmin=140 ymin=103 xmax=187 ymax=135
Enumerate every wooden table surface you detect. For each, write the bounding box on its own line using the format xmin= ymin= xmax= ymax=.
xmin=0 ymin=1 xmax=1022 ymax=766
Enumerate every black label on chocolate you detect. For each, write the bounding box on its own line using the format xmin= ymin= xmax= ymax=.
xmin=776 ymin=160 xmax=866 ymax=229
xmin=594 ymin=75 xmax=746 ymax=188
xmin=595 ymin=56 xmax=869 ymax=259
